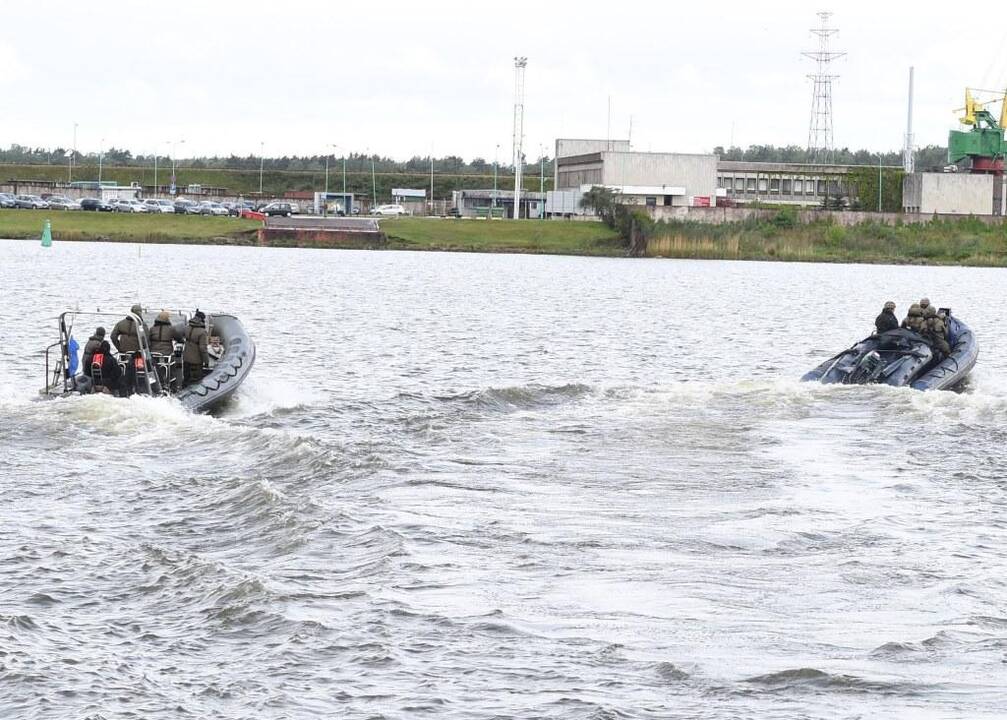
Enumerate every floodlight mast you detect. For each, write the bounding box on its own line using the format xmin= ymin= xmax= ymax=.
xmin=512 ymin=57 xmax=527 ymax=219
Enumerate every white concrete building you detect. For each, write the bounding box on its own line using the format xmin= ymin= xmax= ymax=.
xmin=902 ymin=172 xmax=998 ymax=215
xmin=554 ymin=143 xmax=718 ymax=209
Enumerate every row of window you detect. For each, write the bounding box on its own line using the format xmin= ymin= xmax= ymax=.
xmin=717 ymin=176 xmax=845 ymax=196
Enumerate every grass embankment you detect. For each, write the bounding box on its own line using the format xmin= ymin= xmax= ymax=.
xmin=381 ymin=217 xmax=622 ymax=255
xmin=647 ymin=215 xmax=1007 ymax=266
xmin=0 ymin=209 xmax=260 ymax=245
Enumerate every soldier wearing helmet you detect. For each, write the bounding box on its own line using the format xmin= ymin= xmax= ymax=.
xmin=148 ymin=310 xmax=181 ymax=356
xmin=111 ymin=303 xmax=145 ymax=354
xmin=921 ymin=305 xmax=951 ymax=358
xmin=919 ymin=297 xmax=931 ymax=313
xmin=901 ymin=303 xmax=925 ymax=333
xmin=874 ymin=301 xmax=899 ymax=334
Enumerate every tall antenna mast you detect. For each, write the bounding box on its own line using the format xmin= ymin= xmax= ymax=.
xmin=803 ymin=11 xmax=844 ymax=163
xmin=904 ymin=66 xmax=915 ymax=173
xmin=512 ymin=56 xmax=527 ymax=219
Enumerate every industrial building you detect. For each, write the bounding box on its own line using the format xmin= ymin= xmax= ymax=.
xmin=717 ymin=160 xmax=900 ymax=206
xmin=549 ymin=138 xmax=890 ymax=215
xmin=553 ymin=139 xmax=718 ymax=209
xmin=902 ymin=173 xmax=1001 ymax=215
xmin=451 ymin=189 xmax=545 ymax=219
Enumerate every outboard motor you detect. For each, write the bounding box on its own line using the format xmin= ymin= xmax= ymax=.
xmin=844 ymin=350 xmax=885 ymax=384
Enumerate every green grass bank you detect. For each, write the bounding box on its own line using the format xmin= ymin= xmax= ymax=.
xmin=381 ymin=218 xmax=622 ymax=255
xmin=647 ymin=216 xmax=1007 ymax=266
xmin=0 ymin=210 xmax=260 ymax=245
xmin=5 ymin=209 xmax=1007 ymax=267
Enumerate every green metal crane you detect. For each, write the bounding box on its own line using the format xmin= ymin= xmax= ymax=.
xmin=948 ymin=88 xmax=1007 ymax=171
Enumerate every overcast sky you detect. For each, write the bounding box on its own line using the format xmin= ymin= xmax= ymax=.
xmin=3 ymin=1 xmax=1007 ymax=161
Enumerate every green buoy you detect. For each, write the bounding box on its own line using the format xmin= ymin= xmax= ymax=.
xmin=41 ymin=219 xmax=52 ymax=247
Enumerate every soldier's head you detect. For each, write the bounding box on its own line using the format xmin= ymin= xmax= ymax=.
xmin=130 ymin=303 xmax=142 ymax=316
xmin=919 ymin=297 xmax=931 ymax=309
xmin=157 ymin=310 xmax=171 ymax=323
xmin=908 ymin=303 xmax=922 ymax=317
xmin=883 ymin=301 xmax=896 ymax=312
xmin=95 ymin=326 xmax=106 ymax=338
xmin=923 ymin=305 xmax=937 ymax=319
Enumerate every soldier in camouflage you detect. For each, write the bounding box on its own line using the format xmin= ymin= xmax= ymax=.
xmin=921 ymin=305 xmax=951 ymax=358
xmin=901 ymin=304 xmax=925 ymax=333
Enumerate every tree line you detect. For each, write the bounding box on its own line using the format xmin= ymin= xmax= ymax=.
xmin=0 ymin=144 xmax=552 ymax=176
xmin=1 ymin=142 xmax=953 ymax=175
xmin=713 ymin=144 xmax=949 ymax=170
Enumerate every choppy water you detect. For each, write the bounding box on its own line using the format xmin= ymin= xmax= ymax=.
xmin=2 ymin=238 xmax=1007 ymax=719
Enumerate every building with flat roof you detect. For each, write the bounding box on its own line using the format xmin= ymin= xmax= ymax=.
xmin=555 ymin=145 xmax=718 ymax=209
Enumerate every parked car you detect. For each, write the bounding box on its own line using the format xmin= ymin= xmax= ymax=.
xmin=0 ymin=192 xmax=16 ymax=209
xmin=173 ymin=199 xmax=200 ymax=215
xmin=260 ymin=202 xmax=293 ymax=217
xmin=111 ymin=198 xmax=147 ymax=213
xmin=15 ymin=194 xmax=49 ymax=209
xmin=46 ymin=195 xmax=81 ymax=211
xmin=80 ymin=197 xmax=114 ymax=212
xmin=198 ymin=201 xmax=229 ymax=216
xmin=144 ymin=199 xmax=175 ymax=213
xmin=371 ymin=204 xmax=408 ymax=216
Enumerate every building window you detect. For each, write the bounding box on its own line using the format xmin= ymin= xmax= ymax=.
xmin=645 ymin=196 xmax=657 ymax=207
xmin=782 ymin=179 xmax=792 ymax=194
xmin=735 ymin=178 xmax=745 ymax=192
xmin=817 ymin=180 xmax=826 ymax=195
xmin=794 ymin=179 xmax=803 ymax=194
xmin=758 ymin=177 xmax=768 ymax=192
xmin=746 ymin=178 xmax=756 ymax=192
xmin=663 ymin=195 xmax=673 ymax=206
xmin=770 ymin=178 xmax=780 ymax=194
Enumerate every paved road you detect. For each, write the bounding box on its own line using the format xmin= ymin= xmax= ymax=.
xmin=264 ymin=216 xmax=379 ymax=232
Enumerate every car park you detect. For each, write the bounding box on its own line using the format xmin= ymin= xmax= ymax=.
xmin=260 ymin=202 xmax=294 ymax=217
xmin=371 ymin=204 xmax=408 ymax=216
xmin=79 ymin=197 xmax=113 ymax=212
xmin=46 ymin=195 xmax=81 ymax=211
xmin=0 ymin=192 xmax=16 ymax=209
xmin=15 ymin=194 xmax=50 ymax=209
xmin=144 ymin=199 xmax=175 ymax=213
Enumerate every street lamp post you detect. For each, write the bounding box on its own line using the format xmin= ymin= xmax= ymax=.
xmin=153 ymin=150 xmax=158 ymax=196
xmin=170 ymin=139 xmax=184 ymax=195
xmin=370 ymin=151 xmax=377 ymax=206
xmin=69 ymin=122 xmax=77 ymax=183
xmin=98 ymin=138 xmax=104 ymax=184
xmin=493 ymin=143 xmax=499 ymax=210
xmin=259 ymin=142 xmax=265 ymax=195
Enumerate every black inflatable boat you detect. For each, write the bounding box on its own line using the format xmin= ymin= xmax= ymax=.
xmin=802 ymin=312 xmax=977 ymax=391
xmin=41 ymin=307 xmax=255 ymax=413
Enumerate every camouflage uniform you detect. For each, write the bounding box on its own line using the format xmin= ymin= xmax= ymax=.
xmin=921 ymin=305 xmax=951 ymax=357
xmin=919 ymin=297 xmax=931 ymax=313
xmin=901 ymin=304 xmax=925 ymax=333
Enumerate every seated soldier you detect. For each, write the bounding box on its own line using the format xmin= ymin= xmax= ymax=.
xmin=901 ymin=303 xmax=925 ymax=333
xmin=89 ymin=340 xmax=123 ymax=395
xmin=874 ymin=301 xmax=899 ymax=334
xmin=921 ymin=305 xmax=951 ymax=359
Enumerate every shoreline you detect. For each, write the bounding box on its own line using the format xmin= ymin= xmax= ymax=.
xmin=4 ymin=211 xmax=1007 ymax=267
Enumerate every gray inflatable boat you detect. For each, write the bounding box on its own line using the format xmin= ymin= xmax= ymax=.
xmin=802 ymin=312 xmax=977 ymax=391
xmin=41 ymin=308 xmax=255 ymax=413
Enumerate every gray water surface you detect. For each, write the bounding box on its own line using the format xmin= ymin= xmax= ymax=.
xmin=2 ymin=239 xmax=1006 ymax=719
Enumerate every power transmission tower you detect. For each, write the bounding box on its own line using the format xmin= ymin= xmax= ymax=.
xmin=512 ymin=56 xmax=527 ymax=219
xmin=803 ymin=11 xmax=844 ymax=163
